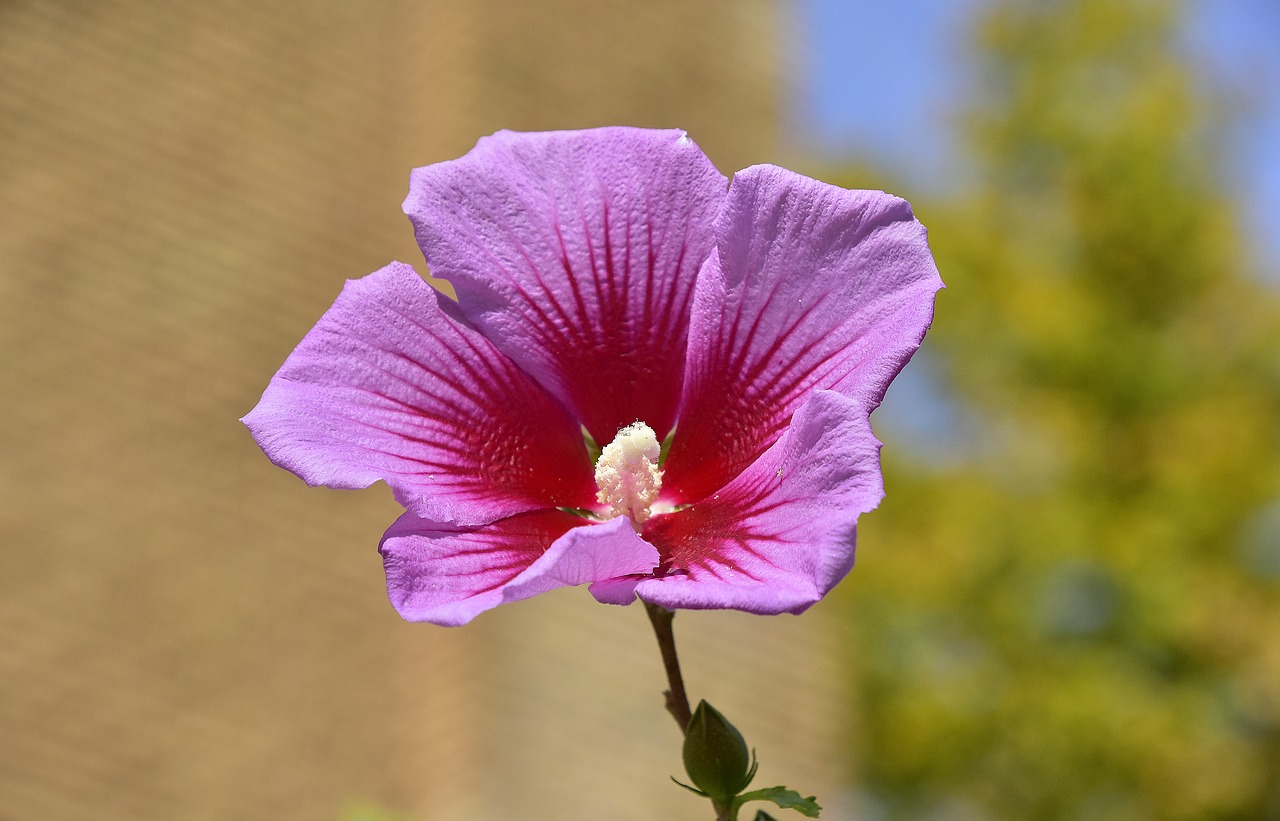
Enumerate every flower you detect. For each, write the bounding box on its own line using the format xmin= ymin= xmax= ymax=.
xmin=243 ymin=127 xmax=942 ymax=626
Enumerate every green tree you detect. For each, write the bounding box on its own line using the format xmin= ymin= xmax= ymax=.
xmin=842 ymin=1 xmax=1280 ymax=817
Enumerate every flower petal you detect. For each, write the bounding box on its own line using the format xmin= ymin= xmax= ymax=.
xmin=504 ymin=516 xmax=660 ymax=602
xmin=586 ymin=575 xmax=645 ymax=606
xmin=634 ymin=390 xmax=884 ymax=615
xmin=242 ymin=262 xmax=596 ymax=527
xmin=403 ymin=127 xmax=727 ymax=444
xmin=380 ymin=511 xmax=659 ymax=626
xmin=664 ymin=165 xmax=943 ymax=503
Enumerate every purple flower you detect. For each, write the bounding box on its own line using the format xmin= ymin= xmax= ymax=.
xmin=243 ymin=128 xmax=942 ymax=626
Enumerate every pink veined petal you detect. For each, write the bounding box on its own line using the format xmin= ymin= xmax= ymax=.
xmin=380 ymin=511 xmax=659 ymax=626
xmin=634 ymin=390 xmax=885 ymax=615
xmin=403 ymin=127 xmax=727 ymax=445
xmin=587 ymin=574 xmax=645 ymax=606
xmin=503 ymin=516 xmax=660 ymax=602
xmin=242 ymin=262 xmax=597 ymax=527
xmin=664 ymin=165 xmax=943 ymax=504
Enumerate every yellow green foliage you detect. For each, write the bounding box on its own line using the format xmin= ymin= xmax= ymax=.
xmin=841 ymin=1 xmax=1280 ymax=817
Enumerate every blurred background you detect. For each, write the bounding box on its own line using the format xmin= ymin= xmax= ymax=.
xmin=2 ymin=0 xmax=1277 ymax=819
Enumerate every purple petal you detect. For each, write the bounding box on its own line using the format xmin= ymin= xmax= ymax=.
xmin=634 ymin=390 xmax=885 ymax=615
xmin=664 ymin=166 xmax=943 ymax=503
xmin=380 ymin=511 xmax=659 ymax=626
xmin=504 ymin=516 xmax=659 ymax=601
xmin=403 ymin=127 xmax=727 ymax=445
xmin=242 ymin=263 xmax=597 ymax=527
xmin=587 ymin=575 xmax=645 ymax=606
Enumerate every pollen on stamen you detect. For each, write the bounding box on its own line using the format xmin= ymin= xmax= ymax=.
xmin=594 ymin=421 xmax=663 ymax=527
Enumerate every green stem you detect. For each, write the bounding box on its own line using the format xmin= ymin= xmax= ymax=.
xmin=646 ymin=602 xmax=730 ymax=819
xmin=643 ymin=601 xmax=693 ymax=733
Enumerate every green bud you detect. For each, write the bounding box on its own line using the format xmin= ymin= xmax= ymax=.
xmin=682 ymin=700 xmax=756 ymax=801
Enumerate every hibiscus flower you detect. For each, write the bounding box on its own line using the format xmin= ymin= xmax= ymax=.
xmin=243 ymin=127 xmax=942 ymax=626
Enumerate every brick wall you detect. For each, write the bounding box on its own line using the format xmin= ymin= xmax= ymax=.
xmin=0 ymin=2 xmax=849 ymax=819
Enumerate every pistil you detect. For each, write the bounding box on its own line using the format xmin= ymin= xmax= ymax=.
xmin=594 ymin=421 xmax=664 ymax=527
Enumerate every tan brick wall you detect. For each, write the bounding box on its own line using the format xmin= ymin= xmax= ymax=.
xmin=0 ymin=2 xmax=849 ymax=819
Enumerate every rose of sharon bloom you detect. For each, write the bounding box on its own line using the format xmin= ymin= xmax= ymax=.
xmin=243 ymin=127 xmax=942 ymax=626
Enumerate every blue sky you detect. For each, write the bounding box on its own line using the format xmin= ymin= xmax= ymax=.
xmin=794 ymin=0 xmax=1280 ymax=275
xmin=794 ymin=0 xmax=1280 ymax=460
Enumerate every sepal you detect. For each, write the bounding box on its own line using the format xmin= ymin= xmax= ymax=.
xmin=681 ymin=700 xmax=756 ymax=802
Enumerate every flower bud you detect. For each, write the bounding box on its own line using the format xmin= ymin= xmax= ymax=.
xmin=682 ymin=700 xmax=755 ymax=801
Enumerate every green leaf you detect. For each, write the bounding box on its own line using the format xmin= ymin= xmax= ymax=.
xmin=735 ymin=786 xmax=821 ymax=818
xmin=753 ymin=811 xmax=780 ymax=821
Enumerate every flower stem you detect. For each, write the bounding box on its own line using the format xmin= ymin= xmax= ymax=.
xmin=643 ymin=601 xmax=692 ymax=733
